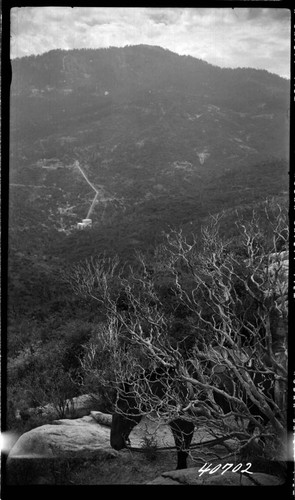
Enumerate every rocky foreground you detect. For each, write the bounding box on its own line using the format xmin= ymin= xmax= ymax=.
xmin=5 ymin=409 xmax=287 ymax=486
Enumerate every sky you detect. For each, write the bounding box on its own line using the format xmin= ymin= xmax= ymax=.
xmin=10 ymin=7 xmax=291 ymax=78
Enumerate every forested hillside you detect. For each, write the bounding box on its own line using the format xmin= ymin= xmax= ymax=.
xmin=8 ymin=46 xmax=289 ymax=454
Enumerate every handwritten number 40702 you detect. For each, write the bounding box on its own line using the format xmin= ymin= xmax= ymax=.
xmin=198 ymin=462 xmax=253 ymax=476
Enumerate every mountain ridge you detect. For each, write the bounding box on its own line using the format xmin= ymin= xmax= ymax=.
xmin=11 ymin=44 xmax=289 ymax=81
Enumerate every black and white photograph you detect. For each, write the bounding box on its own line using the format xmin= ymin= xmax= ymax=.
xmin=3 ymin=4 xmax=292 ymax=491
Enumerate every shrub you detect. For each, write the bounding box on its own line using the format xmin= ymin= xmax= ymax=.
xmin=7 ymin=340 xmax=80 ymax=431
xmin=140 ymin=435 xmax=158 ymax=462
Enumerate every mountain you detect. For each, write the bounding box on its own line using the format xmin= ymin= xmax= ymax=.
xmin=9 ymin=45 xmax=289 ymax=263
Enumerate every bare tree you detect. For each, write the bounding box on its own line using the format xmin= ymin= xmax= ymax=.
xmin=159 ymin=203 xmax=288 ymax=442
xmin=64 ymin=201 xmax=288 ymax=458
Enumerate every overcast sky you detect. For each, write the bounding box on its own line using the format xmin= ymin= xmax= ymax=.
xmin=10 ymin=7 xmax=291 ymax=78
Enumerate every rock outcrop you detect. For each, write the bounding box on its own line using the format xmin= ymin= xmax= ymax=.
xmin=6 ymin=412 xmax=179 ymax=484
xmin=90 ymin=411 xmax=113 ymax=426
xmin=18 ymin=394 xmax=99 ymax=422
xmin=6 ymin=414 xmax=117 ymax=484
xmin=8 ymin=415 xmax=115 ymax=460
